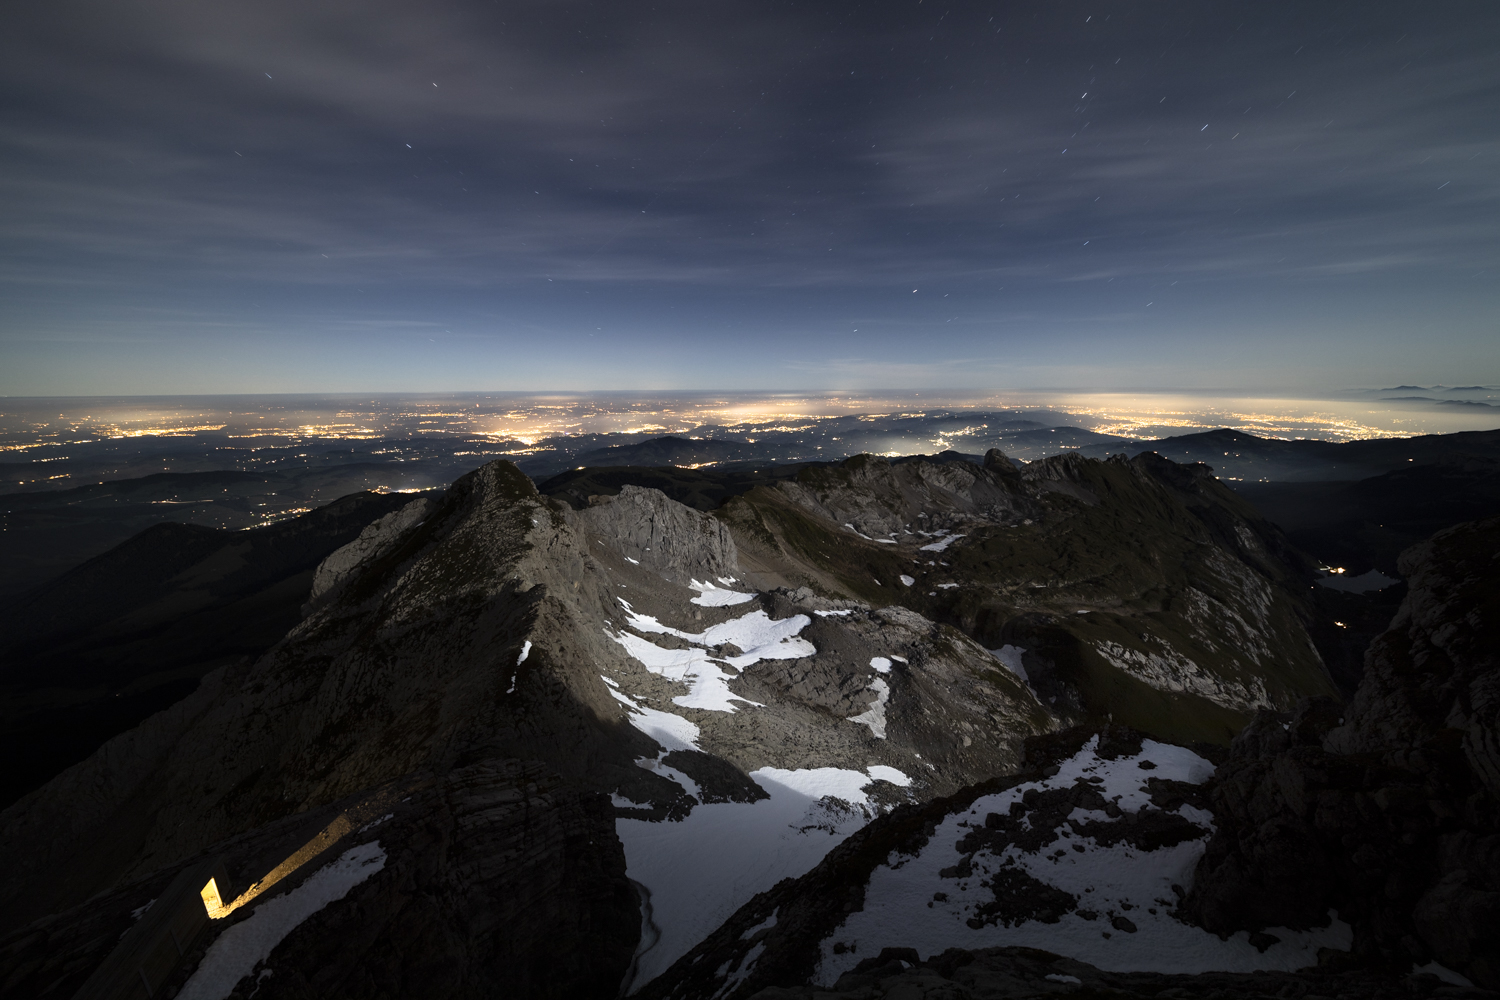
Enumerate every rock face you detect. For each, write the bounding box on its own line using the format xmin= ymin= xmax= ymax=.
xmin=307 ymin=495 xmax=437 ymax=607
xmin=716 ymin=451 xmax=1335 ymax=744
xmin=217 ymin=759 xmax=638 ymax=1000
xmin=581 ymin=484 xmax=742 ymax=586
xmin=0 ymin=758 xmax=636 ymax=1000
xmin=1182 ymin=515 xmax=1500 ymax=989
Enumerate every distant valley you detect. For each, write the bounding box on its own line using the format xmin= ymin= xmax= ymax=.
xmin=6 ymin=412 xmax=1499 ymax=599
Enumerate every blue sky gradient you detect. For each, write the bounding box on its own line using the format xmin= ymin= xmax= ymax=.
xmin=2 ymin=0 xmax=1497 ymax=393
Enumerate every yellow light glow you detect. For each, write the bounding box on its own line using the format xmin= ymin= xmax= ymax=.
xmin=205 ymin=788 xmax=403 ymax=920
xmin=200 ymin=877 xmax=225 ymax=917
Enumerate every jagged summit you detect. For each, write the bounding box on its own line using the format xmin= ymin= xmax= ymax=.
xmin=712 ymin=450 xmax=1333 ymax=744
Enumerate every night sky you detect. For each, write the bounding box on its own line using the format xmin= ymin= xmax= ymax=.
xmin=3 ymin=0 xmax=1497 ymax=393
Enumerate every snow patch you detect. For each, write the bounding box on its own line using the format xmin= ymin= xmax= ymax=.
xmin=178 ymin=842 xmax=386 ymax=1000
xmin=507 ymin=640 xmax=532 ymax=694
xmin=617 ymin=600 xmax=814 ymax=666
xmin=1413 ymin=961 xmax=1474 ymax=987
xmin=870 ymin=657 xmax=892 ymax=674
xmin=357 ymin=812 xmax=393 ymax=833
xmin=919 ymin=533 xmax=965 ymax=553
xmin=689 ymin=579 xmax=758 ymax=606
xmin=740 ymin=908 xmax=779 ymax=939
xmin=605 ymin=681 xmax=702 ymax=751
xmin=720 ymin=941 xmax=766 ymax=992
xmin=610 ymin=630 xmax=765 ymax=713
xmin=608 ymin=602 xmax=814 ymax=710
xmin=866 ymin=765 xmax=913 ymax=787
xmin=899 ymin=575 xmax=915 ymax=587
xmin=989 ymin=645 xmax=1029 ymax=686
xmin=612 ymin=792 xmax=654 ymax=809
xmin=814 ymin=738 xmax=1348 ymax=984
xmin=619 ymin=765 xmax=911 ymax=990
xmin=848 ymin=678 xmax=891 ymax=738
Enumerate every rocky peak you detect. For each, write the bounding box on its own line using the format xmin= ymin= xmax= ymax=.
xmin=1324 ymin=515 xmax=1500 ymax=785
xmin=579 ymin=484 xmax=741 ymax=587
xmin=1182 ymin=514 xmax=1500 ymax=988
xmin=982 ymin=447 xmax=1020 ymax=476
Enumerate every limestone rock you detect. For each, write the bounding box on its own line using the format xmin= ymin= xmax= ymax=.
xmin=579 ymin=484 xmax=741 ymax=586
xmin=1181 ymin=515 xmax=1500 ymax=989
xmin=308 ymin=495 xmax=437 ymax=607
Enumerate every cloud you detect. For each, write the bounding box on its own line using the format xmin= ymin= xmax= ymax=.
xmin=1 ymin=0 xmax=1498 ymax=390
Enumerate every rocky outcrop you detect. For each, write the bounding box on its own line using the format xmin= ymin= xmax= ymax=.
xmin=224 ymin=758 xmax=638 ymax=1000
xmin=0 ymin=462 xmax=643 ymax=934
xmin=1182 ymin=515 xmax=1500 ymax=989
xmin=307 ymin=495 xmax=437 ymax=607
xmin=1324 ymin=515 xmax=1500 ymax=787
xmin=578 ymin=484 xmax=741 ymax=586
xmin=717 ymin=451 xmax=1335 ymax=745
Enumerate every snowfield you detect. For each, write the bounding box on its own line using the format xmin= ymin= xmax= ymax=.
xmin=814 ymin=737 xmax=1351 ymax=984
xmin=690 ymin=578 xmax=759 ymax=606
xmin=605 ymin=592 xmax=921 ymax=991
xmin=619 ymin=764 xmax=913 ymax=991
xmin=603 ymin=677 xmax=702 ymax=751
xmin=606 ymin=598 xmax=813 ymax=713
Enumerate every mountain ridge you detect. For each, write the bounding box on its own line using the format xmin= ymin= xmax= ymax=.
xmin=5 ymin=445 xmax=1491 ymax=1000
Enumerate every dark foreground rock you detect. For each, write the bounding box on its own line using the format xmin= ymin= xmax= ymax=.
xmin=749 ymin=944 xmax=1497 ymax=999
xmin=0 ymin=758 xmax=637 ymax=1000
xmin=1182 ymin=515 xmax=1500 ymax=989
